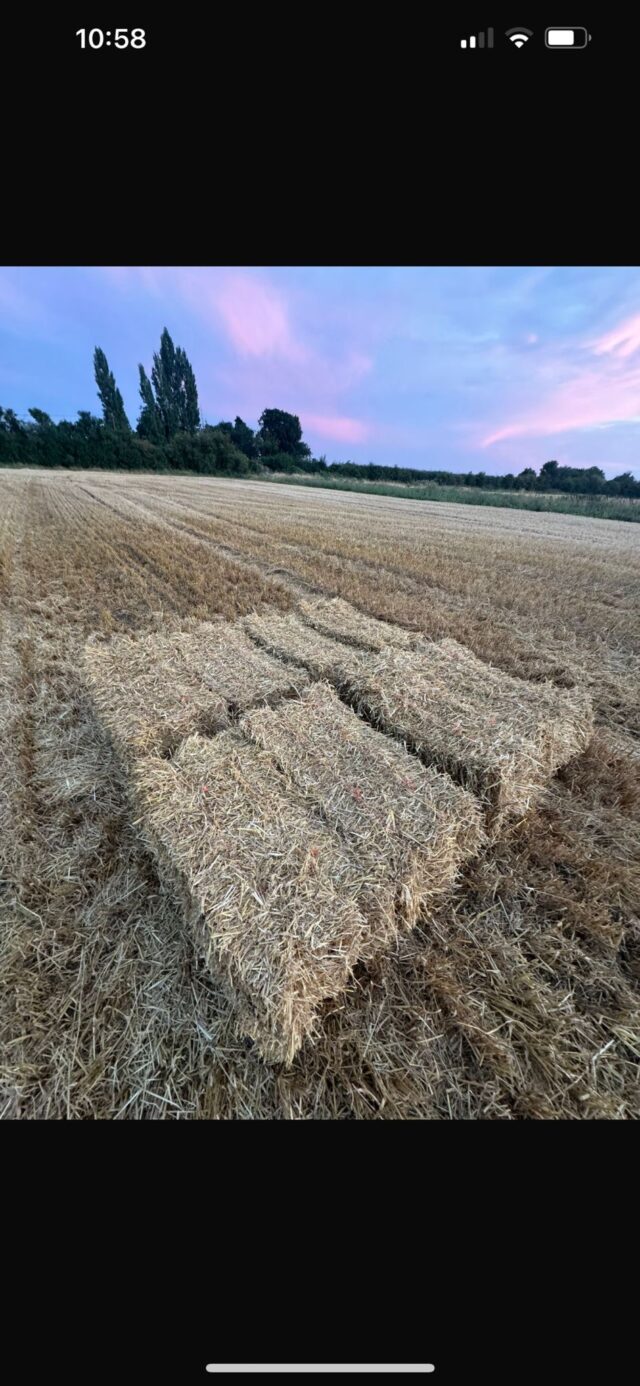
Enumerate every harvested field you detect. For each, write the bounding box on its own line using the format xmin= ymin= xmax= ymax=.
xmin=84 ymin=622 xmax=309 ymax=762
xmin=2 ymin=469 xmax=639 ymax=1120
xmin=344 ymin=638 xmax=595 ymax=826
xmin=241 ymin=682 xmax=486 ymax=930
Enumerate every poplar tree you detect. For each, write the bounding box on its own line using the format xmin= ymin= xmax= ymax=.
xmin=148 ymin=329 xmax=201 ymax=438
xmin=176 ymin=346 xmax=201 ymax=432
xmin=93 ymin=347 xmax=130 ymax=431
xmin=151 ymin=328 xmax=179 ymax=438
xmin=136 ymin=364 xmax=163 ymax=441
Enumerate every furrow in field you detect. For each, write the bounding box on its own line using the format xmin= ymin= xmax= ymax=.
xmin=74 ymin=480 xmax=319 ymax=600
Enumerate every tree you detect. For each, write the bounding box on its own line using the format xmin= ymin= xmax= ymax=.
xmin=148 ymin=328 xmax=200 ymax=439
xmin=27 ymin=407 xmax=67 ymax=468
xmin=28 ymin=407 xmax=54 ymax=427
xmin=167 ymin=426 xmax=254 ymax=476
xmin=151 ymin=329 xmax=179 ymax=439
xmin=607 ymin=471 xmax=640 ymax=498
xmin=75 ymin=410 xmax=103 ymax=444
xmin=93 ymin=347 xmax=130 ymax=432
xmin=517 ymin=467 xmax=537 ymax=490
xmin=1 ymin=406 xmax=26 ymax=435
xmin=215 ymin=418 xmax=257 ymax=457
xmin=232 ymin=416 xmax=257 ymax=458
xmin=580 ymin=466 xmax=607 ymax=494
xmin=256 ymin=408 xmax=310 ymax=463
xmin=539 ymin=460 xmax=559 ymax=488
xmin=137 ymin=365 xmax=163 ymax=442
xmin=0 ymin=406 xmax=28 ymax=465
xmin=176 ymin=347 xmax=201 ymax=433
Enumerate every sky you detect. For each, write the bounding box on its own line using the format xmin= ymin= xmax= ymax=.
xmin=1 ymin=264 xmax=640 ymax=478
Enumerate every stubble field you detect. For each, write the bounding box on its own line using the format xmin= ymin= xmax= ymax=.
xmin=1 ymin=468 xmax=639 ymax=1118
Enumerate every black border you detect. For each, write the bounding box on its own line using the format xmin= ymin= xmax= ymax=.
xmin=5 ymin=1143 xmax=635 ymax=1384
xmin=1 ymin=12 xmax=634 ymax=266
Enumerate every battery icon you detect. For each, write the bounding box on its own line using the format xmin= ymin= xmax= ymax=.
xmin=545 ymin=27 xmax=591 ymax=47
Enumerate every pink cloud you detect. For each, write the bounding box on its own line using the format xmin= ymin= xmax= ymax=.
xmin=96 ymin=267 xmax=305 ymax=360
xmin=484 ymin=308 xmax=640 ymax=446
xmin=213 ymin=273 xmax=307 ymax=363
xmin=97 ymin=264 xmax=374 ymax=396
xmin=483 ymin=367 xmax=640 ymax=445
xmin=592 ymin=312 xmax=640 ymax=359
xmin=301 ymin=413 xmax=371 ymax=444
xmin=95 ymin=267 xmax=376 ymax=448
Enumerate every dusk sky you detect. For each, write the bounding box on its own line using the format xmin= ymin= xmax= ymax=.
xmin=2 ymin=265 xmax=640 ymax=477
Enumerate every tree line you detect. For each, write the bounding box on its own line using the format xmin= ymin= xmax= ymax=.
xmin=310 ymin=458 xmax=640 ymax=498
xmin=1 ymin=328 xmax=638 ymax=498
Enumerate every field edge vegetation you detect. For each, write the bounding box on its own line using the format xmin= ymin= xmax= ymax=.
xmin=261 ymin=473 xmax=640 ymax=522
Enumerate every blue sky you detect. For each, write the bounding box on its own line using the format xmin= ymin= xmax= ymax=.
xmin=2 ymin=265 xmax=640 ymax=476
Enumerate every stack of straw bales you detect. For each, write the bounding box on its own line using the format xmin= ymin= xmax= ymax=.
xmin=83 ymin=602 xmax=594 ymax=1063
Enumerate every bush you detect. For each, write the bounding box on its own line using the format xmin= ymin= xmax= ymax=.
xmin=259 ymin=451 xmax=301 ymax=474
xmin=166 ymin=427 xmax=259 ymax=476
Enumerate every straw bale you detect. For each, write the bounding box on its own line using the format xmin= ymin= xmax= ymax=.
xmin=241 ymin=682 xmax=486 ymax=930
xmin=132 ymin=731 xmax=372 ymax=1064
xmin=84 ymin=631 xmax=230 ymax=764
xmin=84 ymin=622 xmax=309 ymax=764
xmin=243 ymin=610 xmax=368 ymax=682
xmin=297 ymin=595 xmax=418 ymax=651
xmin=343 ymin=637 xmax=594 ymax=825
xmin=174 ymin=621 xmax=310 ymax=710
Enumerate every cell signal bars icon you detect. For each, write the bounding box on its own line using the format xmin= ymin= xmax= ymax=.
xmin=460 ymin=28 xmax=494 ymax=47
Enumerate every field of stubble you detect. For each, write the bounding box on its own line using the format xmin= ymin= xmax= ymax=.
xmin=1 ymin=468 xmax=639 ymax=1119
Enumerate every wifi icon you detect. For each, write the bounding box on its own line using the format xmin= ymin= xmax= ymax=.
xmin=506 ymin=27 xmax=534 ymax=47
